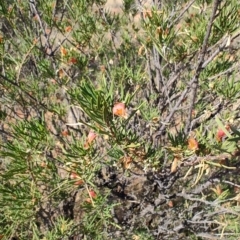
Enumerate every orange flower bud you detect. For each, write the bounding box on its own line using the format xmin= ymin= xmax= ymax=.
xmin=187 ymin=137 xmax=199 ymax=150
xmin=61 ymin=130 xmax=69 ymax=136
xmin=60 ymin=46 xmax=68 ymax=56
xmin=68 ymin=57 xmax=77 ymax=64
xmin=65 ymin=26 xmax=72 ymax=32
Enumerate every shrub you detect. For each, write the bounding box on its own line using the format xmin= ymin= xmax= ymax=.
xmin=0 ymin=0 xmax=240 ymax=239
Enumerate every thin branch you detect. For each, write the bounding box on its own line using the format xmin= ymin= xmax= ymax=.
xmin=152 ymin=46 xmax=162 ymax=92
xmin=0 ymin=74 xmax=47 ymax=110
xmin=153 ymin=77 xmax=193 ymax=138
xmin=202 ymin=36 xmax=229 ymax=68
xmin=177 ymin=192 xmax=240 ymax=216
xmin=184 ymin=0 xmax=221 ymax=135
xmin=223 ymin=180 xmax=240 ymax=189
xmin=169 ymin=0 xmax=196 ymax=29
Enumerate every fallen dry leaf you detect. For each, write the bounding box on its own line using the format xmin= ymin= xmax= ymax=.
xmin=171 ymin=157 xmax=179 ymax=173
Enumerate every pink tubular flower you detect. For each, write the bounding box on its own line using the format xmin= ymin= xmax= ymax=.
xmin=87 ymin=131 xmax=97 ymax=143
xmin=85 ymin=189 xmax=97 ymax=204
xmin=84 ymin=131 xmax=97 ymax=149
xmin=216 ymin=125 xmax=230 ymax=142
xmin=89 ymin=190 xmax=97 ymax=198
xmin=70 ymin=172 xmax=84 ymax=185
xmin=216 ymin=129 xmax=225 ymax=141
xmin=112 ymin=102 xmax=127 ymax=118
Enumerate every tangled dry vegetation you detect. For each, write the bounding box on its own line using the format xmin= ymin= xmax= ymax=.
xmin=0 ymin=0 xmax=240 ymax=239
